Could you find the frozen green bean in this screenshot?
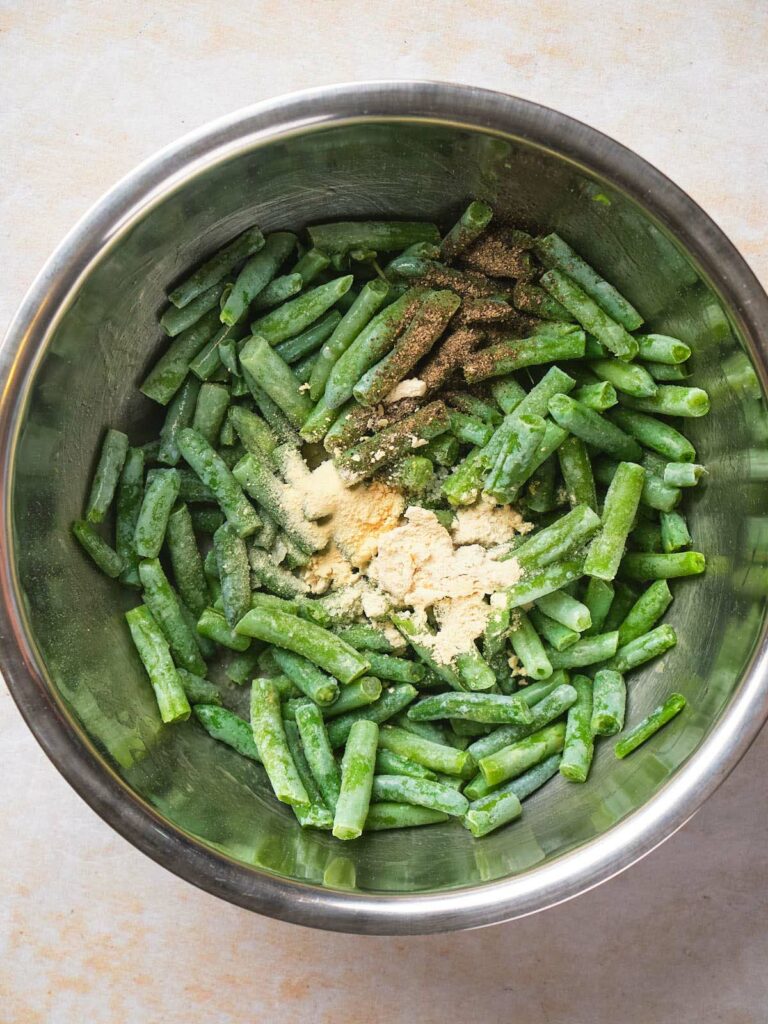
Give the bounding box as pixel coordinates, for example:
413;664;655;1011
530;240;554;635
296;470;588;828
250;678;309;806
72;520;123;578
333;719;379;839
559;674;594;782
590;669;626;735
125;605;191;723
615;693;686;758
85;429;129;523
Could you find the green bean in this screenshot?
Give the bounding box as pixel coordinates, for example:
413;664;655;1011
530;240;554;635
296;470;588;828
335;400;450;485
85;429;129;523
375;749;438;781
114;447;145;586
332;719;378;840
282;720;334;829
620;551;705;580
364;802;448;830
615;693;686;758
583;578;615;637
448;411;493;447
138;558;206;674
479;721;566;786
228;405;278;463
239;335;313;429
483;414;547;502
249;548;308;601
529;608;579;651
440;201;493;260
308;220;440;255
360;652;424;684
558;436;598;511
193;703;262;760
271;648;339;706
508;610;553;680
232;454;325;552
504;559;585;610
197;606;251;651
168;227;265;308
608;409;696;463
166;505;209;617
601;581;637;633
546;631;619;670
589;359;657;398
125;605;191;723
630;522;663;553
635;333;691;364
211;523;250;627
645;361;690;382
464;327;586;382
603;624;677;673
535;590;592;632
294;700;341;811
274;309;341;364
251;273;303;312
418;324;484;394
548;394;641;461
250;678;309;806
620;385;710;418
559;674;594;782
289;247;331;283
392;713;451;747
323;679;406;734
355;290;460;405
241;376;301;448
466;681;576;765
224;647;263;686
505;504;601;569
158;377;200;466
176;468;214;503
177;428;260;537
378;725;475;778
594;455;681;513
161;282;226;337
540;269;638;359
175;668;220;705
250;274;353;345
134;468;180;558
72;520;124;578
585;461;645;581
511;280;574;321
141;308;221;405
663;462;706;487
220;232;296;326
235;604;369;683
408;691;533;725
191;383;230;446
590;669;626;735
335;624;396;654
660;510;691;553
372;774;468;817
535;233;643;330
424;433;461;467
572;380;618;411
292;350;320;385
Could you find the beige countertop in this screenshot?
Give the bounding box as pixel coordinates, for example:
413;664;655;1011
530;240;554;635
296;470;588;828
1;2;766;1021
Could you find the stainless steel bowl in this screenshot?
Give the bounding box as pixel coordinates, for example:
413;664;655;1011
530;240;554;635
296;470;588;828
2;82;768;934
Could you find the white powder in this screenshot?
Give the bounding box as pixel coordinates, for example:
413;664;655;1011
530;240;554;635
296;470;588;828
451;496;532;547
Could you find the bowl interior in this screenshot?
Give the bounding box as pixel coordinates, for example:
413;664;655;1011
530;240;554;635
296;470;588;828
11;115;768;897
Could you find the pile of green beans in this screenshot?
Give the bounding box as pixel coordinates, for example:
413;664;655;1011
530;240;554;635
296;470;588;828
71;206;720;839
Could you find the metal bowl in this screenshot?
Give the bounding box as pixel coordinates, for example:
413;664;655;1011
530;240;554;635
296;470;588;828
2;82;767;934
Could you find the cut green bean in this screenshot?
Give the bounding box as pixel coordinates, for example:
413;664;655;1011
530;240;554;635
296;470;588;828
615;693;686;758
548;394;642;461
332;719;378;840
158;377;200;466
250;547;309;599
138;557;206;674
252;272;304;312
378;725;475;778
235;604;369;683
540;269;638;359
271;647;339;706
114;447;145;586
546;630;619;670
590;669;626;735
85;429;129;523
335;401;450;485
194;704;261;759
466;681;576;765
134;468;180;558
372;774;468;817
196;606;251;651
509;610;553;680
408;691;533;725
177;428;260;538
535;590;592;632
289;247;331;283
603;623;677;673
660;510;691;553
663;462;706;488
589;359;657;398
335;624;396;654
617;580;674;646
239;335;314;429
464;327;586;382
620;551;705;580
295;699;341;811
585;461;645;581
529;608;580;651
479;721;566;786
645;361;690;382
233;453;325;553
250;678;309;806
572;380;618;411
141;308;221;405
308;220;440;255
282;720;335;829
191;383;230;446
250;275;353;345
535;233;643;330
362;652;424;684
220;232;296;326
274;309;341;364
375;749;438;781
635;334;691;364
619;385;710;418
441;201;493;260
582;578;615;637
325;683;415;746
608;408;696;463
483;414;547;502
559;674;594;782
169;227;265;308
558;436;598;511
504;559;585;610
161;282;226;337
72;520;123;578
165;505;209;618
125;605;191;723
364;802;448;831
512;280;574;321
213;523;251;627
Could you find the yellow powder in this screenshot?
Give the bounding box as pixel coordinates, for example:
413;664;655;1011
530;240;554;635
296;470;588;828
303;544;356;595
451;496;533;547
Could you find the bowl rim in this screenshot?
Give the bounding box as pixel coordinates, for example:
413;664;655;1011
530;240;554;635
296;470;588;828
2;80;768;934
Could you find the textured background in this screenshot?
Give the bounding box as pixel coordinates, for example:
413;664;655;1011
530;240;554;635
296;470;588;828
1;2;766;1021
